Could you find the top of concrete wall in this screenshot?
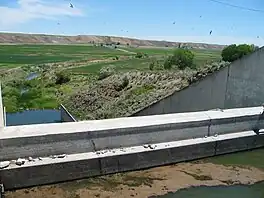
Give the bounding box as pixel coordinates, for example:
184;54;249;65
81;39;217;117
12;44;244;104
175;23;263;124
0;106;263;139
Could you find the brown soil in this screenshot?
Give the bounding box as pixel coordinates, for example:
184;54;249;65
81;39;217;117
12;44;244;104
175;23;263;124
6;162;264;198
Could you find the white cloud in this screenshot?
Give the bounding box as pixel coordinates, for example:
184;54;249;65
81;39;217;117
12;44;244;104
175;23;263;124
0;0;84;28
141;36;264;47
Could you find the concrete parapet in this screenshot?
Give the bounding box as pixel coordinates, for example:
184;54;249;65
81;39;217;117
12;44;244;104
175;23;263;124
0;106;264;161
1;131;263;190
0;111;210;160
206;106;264;136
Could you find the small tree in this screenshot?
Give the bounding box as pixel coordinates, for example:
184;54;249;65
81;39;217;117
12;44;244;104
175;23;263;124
55;71;70;85
221;44;255;62
164;48;194;70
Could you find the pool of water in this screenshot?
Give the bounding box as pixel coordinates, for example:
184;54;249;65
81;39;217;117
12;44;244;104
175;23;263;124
6;109;61;126
152;148;264;198
152;181;264;198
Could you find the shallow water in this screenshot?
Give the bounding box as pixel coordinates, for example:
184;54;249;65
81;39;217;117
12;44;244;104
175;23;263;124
6;109;61;126
153;181;264;198
154;148;264;198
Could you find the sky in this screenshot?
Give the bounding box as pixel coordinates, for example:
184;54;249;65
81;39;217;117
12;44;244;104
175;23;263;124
0;0;264;45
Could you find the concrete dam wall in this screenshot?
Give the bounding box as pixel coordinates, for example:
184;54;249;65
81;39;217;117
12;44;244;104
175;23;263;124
0;106;264;189
134;47;264;116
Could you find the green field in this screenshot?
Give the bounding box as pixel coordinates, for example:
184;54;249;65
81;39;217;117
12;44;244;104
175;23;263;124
0;44;130;67
70;58;155;73
0;44;221;68
70;47;221;74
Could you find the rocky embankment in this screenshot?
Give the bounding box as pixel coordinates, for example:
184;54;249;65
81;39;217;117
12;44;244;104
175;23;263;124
64;61;230;120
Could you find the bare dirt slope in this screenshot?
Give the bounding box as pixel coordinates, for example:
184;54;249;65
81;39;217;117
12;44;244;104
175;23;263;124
0;32;225;49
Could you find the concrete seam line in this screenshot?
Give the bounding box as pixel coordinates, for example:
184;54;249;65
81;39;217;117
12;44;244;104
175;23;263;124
98;158;103;174
223;64;231;107
204;112;212;137
91;139;96;152
214;141;218;155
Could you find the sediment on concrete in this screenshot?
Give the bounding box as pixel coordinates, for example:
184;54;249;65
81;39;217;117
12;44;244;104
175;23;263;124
0;106;263;161
1;131;263;190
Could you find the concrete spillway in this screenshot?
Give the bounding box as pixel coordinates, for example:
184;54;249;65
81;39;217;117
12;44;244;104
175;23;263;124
0;106;264;190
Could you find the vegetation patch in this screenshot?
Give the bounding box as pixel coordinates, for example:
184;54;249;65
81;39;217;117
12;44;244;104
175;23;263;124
58;173;164;192
180;170;213;181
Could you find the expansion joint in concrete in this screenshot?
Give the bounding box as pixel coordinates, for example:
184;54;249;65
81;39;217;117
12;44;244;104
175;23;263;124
223;64;231;107
214;141;218;156
91;140;96;152
204;112;212;137
98;158;103;175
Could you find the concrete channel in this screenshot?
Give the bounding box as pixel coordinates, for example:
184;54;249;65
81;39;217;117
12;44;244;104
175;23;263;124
0;106;264;190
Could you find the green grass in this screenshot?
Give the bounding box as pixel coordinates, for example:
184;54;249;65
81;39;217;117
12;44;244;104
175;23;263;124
122;47;221;57
70;48;221;74
0;44;130;67
70;58;156;74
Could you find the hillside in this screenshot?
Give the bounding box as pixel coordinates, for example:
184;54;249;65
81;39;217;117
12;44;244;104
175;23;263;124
0;32;225;50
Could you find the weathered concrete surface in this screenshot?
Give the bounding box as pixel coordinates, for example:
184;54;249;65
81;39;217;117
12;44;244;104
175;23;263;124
224;47;264;108
1;130;263;190
0;107;263;161
134;47;264;116
60;104;77;122
0;111;210;160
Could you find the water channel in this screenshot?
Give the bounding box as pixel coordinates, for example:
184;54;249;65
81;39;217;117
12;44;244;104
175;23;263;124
152;148;264;198
6;109;61;126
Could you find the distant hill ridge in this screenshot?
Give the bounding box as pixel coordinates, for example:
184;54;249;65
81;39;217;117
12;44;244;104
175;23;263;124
0;32;225;50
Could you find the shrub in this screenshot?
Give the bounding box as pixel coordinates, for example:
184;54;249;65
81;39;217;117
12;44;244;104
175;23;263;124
112;56;119;60
163;49;194;70
135;52;143;58
115;76;129;91
221;44;255;62
98;66;115;80
149;62;155;70
163;56;174;70
55;71;70;85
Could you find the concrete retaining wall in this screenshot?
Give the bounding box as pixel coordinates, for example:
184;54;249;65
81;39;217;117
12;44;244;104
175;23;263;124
60;104;77;122
1;130;263;190
134;47;264;116
0;106;263;161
